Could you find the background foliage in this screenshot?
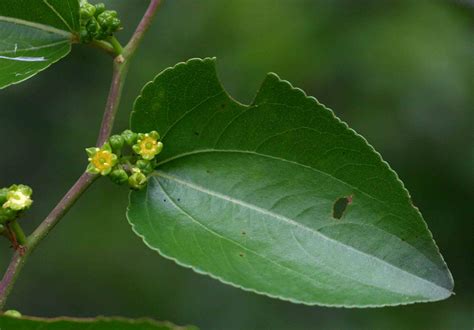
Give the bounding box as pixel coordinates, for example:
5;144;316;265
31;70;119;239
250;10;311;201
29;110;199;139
0;0;472;329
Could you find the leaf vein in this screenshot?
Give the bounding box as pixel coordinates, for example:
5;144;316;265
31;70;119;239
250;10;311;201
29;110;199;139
155;170;450;294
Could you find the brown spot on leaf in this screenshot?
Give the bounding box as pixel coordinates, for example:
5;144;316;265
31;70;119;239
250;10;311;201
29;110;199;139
332;195;353;219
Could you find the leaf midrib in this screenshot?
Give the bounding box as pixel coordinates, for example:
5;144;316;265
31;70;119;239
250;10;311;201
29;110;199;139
154;178;416;306
155;149;430;264
151;176;434;305
157;149;446;278
153;150;450;296
153;177;329;293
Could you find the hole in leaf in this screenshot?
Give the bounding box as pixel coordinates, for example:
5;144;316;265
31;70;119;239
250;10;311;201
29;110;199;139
332;195;352;219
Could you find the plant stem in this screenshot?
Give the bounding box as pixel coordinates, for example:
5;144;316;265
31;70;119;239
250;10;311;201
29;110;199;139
9;220;26;246
96;0;162;147
109;36;124;55
96;57;129;146
124;0;163;59
89;39;117;57
0;0;163;310
27;173;98;252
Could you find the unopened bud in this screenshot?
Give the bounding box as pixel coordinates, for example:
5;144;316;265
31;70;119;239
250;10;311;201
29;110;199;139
136;159;155;175
80;2;96;19
95;3;106;15
109;134;124;152
128;171;147;190
122;130;138;145
110;168;129;185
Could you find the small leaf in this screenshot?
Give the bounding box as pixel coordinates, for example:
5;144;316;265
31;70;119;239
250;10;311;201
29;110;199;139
0;315;197;330
0;0;80;89
128;58;453;307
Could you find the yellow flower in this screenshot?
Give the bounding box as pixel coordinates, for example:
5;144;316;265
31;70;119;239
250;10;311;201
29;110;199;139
86;143;118;176
133;131;163;160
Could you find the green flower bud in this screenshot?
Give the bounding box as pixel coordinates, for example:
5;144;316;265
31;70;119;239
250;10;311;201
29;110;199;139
136;159;155;175
109;17;121;30
94;3;106;16
99;10;118;21
86;17;101;38
80;2;96;19
110;168;129;185
79;2;120;42
96;10;121;38
128;171;148;190
122;130;138;145
97;11;114;25
4;310;22;318
132;131;163;160
3;185;33;211
86;143;118;176
109;134;124;152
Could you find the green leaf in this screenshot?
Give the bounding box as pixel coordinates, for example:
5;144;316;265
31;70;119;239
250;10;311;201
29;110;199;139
128;58;453;307
0;0;79;89
0;315;197;330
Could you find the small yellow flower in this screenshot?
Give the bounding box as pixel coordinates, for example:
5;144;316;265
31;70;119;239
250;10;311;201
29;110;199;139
133;131;163;160
86;143;118;176
2;185;33;211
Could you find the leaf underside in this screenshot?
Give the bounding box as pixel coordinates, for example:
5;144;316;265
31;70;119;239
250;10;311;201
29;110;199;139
0;315;197;330
0;0;79;89
128;58;453;307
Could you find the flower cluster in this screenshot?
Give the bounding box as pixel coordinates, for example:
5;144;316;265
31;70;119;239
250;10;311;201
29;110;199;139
79;0;121;43
86;130;163;190
0;184;33;225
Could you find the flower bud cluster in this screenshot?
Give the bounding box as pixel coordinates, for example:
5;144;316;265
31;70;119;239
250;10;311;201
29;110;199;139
0;184;33;225
86;130;163;190
79;0;121;43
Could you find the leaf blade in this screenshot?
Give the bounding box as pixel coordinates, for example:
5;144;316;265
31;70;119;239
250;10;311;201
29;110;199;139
0;0;79;89
128;58;453;307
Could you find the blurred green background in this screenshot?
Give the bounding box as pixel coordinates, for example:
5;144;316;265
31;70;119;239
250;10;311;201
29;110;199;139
0;0;472;329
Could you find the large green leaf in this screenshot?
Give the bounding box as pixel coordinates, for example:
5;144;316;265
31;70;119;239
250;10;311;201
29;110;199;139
128;58;453;307
0;0;79;89
0;315;197;330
